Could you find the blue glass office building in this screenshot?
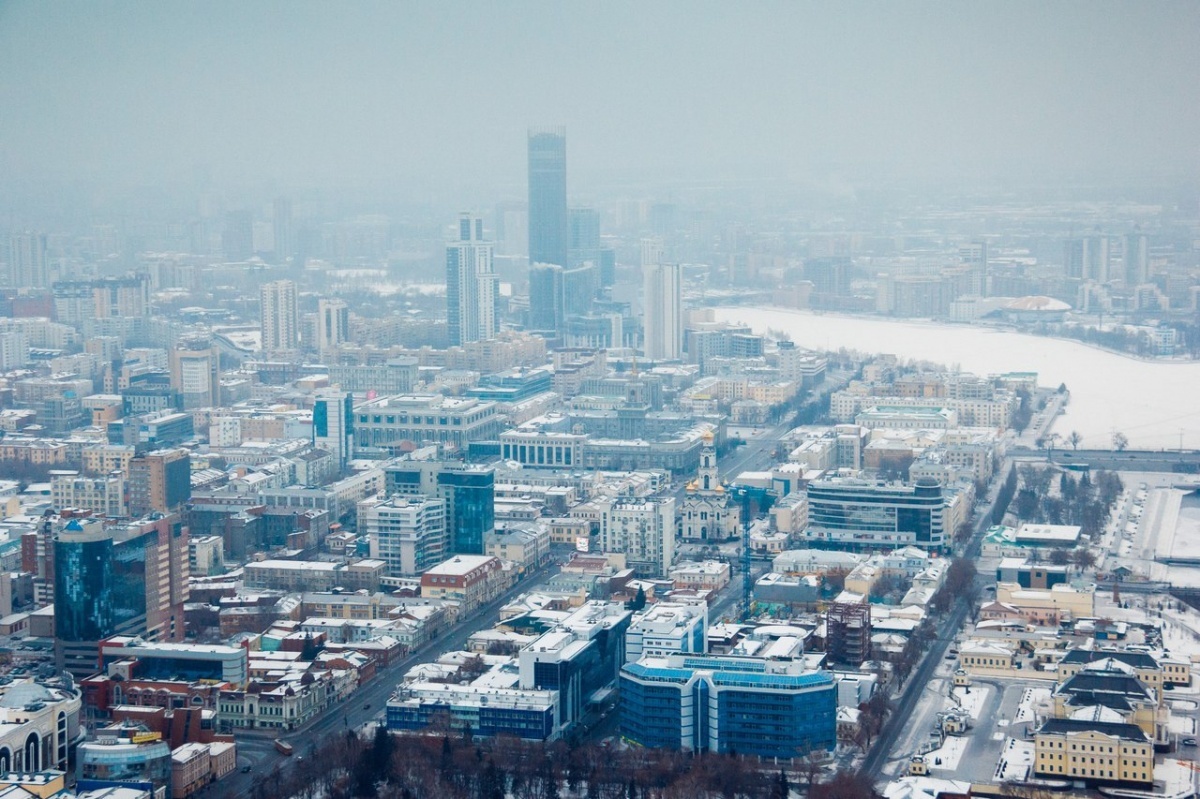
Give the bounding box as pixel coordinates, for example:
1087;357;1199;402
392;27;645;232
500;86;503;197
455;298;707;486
55;520;150;678
620;655;836;758
382;462;494;555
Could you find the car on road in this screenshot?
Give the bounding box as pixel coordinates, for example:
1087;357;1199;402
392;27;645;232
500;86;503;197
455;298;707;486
1183;738;1197;747
363;702;371;709
241;765;252;773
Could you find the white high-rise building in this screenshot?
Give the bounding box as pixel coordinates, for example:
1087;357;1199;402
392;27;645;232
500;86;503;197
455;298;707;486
361;495;447;576
260;280;298;358
8;232;48;289
312;390;353;473
0;330;28;370
316;298;349;357
640;237;664;271
596;495;676;578
446;214;496;347
170;338;220;410
641;240;681;360
1125;233;1149;286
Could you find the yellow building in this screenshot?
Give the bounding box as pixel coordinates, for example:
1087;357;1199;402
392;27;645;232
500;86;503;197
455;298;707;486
1034;719;1153;784
996;582;1094;625
1056;649;1175;697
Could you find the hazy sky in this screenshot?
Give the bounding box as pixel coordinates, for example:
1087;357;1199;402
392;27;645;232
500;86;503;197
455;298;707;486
2;2;1197;194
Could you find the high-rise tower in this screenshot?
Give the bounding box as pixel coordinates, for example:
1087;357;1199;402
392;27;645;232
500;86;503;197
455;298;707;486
641;240;681;360
445;214;497;347
317;297;350;357
8;232;48;289
273;197;294;264
527;128;568;269
528;262;564;336
313;390;354;473
54;514;189;679
222;210;254;261
1125;232;1149;286
260;279;298;358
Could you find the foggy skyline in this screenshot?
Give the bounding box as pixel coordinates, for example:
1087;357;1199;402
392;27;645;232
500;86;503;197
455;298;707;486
2;1;1198;199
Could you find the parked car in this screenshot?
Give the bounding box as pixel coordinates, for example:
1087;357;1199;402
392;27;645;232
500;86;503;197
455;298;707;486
1183;738;1197;747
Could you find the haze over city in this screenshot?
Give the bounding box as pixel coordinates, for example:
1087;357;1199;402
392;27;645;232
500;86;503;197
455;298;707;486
1;4;1200;799
2;2;1198;202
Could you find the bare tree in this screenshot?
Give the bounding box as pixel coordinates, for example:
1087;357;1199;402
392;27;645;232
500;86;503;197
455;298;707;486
1067;431;1083;451
1072;548;1097;573
1112;431;1129;451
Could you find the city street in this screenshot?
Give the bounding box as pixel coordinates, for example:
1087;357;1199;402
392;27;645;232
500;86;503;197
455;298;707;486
225;559;561;796
862;457;1012;778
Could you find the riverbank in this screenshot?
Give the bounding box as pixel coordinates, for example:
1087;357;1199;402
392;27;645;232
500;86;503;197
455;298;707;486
735;303;1197;365
712;305;1200;451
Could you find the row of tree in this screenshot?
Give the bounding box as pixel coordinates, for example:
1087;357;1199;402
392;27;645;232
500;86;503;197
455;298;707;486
1012;466;1123;538
237;725;887;799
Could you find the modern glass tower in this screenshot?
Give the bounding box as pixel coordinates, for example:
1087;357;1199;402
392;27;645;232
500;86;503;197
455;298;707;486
528;262;564;335
527;128;568;269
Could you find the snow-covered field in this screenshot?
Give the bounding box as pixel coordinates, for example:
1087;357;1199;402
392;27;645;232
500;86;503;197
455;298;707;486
950;685;990;720
922;735;969;772
1014;687;1052;724
992;738;1035;782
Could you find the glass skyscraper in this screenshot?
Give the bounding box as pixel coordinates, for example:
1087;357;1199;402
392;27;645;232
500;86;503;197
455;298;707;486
55;519;149;678
437;469;494;555
527;128;568;269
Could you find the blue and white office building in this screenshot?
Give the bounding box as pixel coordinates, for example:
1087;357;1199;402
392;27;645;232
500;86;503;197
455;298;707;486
620;654;836;759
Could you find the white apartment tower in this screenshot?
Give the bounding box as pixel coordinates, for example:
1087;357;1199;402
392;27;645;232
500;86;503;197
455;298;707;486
361;496;448;576
641;239;681;360
312;390;354;473
260;279;298;358
596;495;676;578
8;232;49;289
446;214;497;347
316;298;350;357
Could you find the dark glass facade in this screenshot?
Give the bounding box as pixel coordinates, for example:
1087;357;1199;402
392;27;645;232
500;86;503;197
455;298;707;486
438;470;494;555
163;454;191;511
528;129;568;269
620;659;836;759
528;262;564;334
55;534;148;643
55;527;151;678
387;699;555;741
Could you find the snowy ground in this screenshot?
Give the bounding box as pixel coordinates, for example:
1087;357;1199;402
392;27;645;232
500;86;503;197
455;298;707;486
921;735;969;772
1015;687;1053;724
1159;759;1200;798
992;738;1035;782
950;685;991;720
1168;714;1196;736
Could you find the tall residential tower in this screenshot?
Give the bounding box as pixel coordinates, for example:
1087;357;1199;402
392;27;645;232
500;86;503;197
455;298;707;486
260;279;298;358
445;214;497;347
641;240;681;360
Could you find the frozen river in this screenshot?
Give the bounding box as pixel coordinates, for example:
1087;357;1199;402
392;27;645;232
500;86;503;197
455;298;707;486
712;306;1200;451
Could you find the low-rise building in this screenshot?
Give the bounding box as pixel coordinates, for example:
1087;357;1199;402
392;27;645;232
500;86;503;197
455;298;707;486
484;525;551;575
420;555;508;612
668;560;730;591
995;582;1094;626
1034;718;1153;785
0;678;82;773
625;602;708;660
242;559;385;593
